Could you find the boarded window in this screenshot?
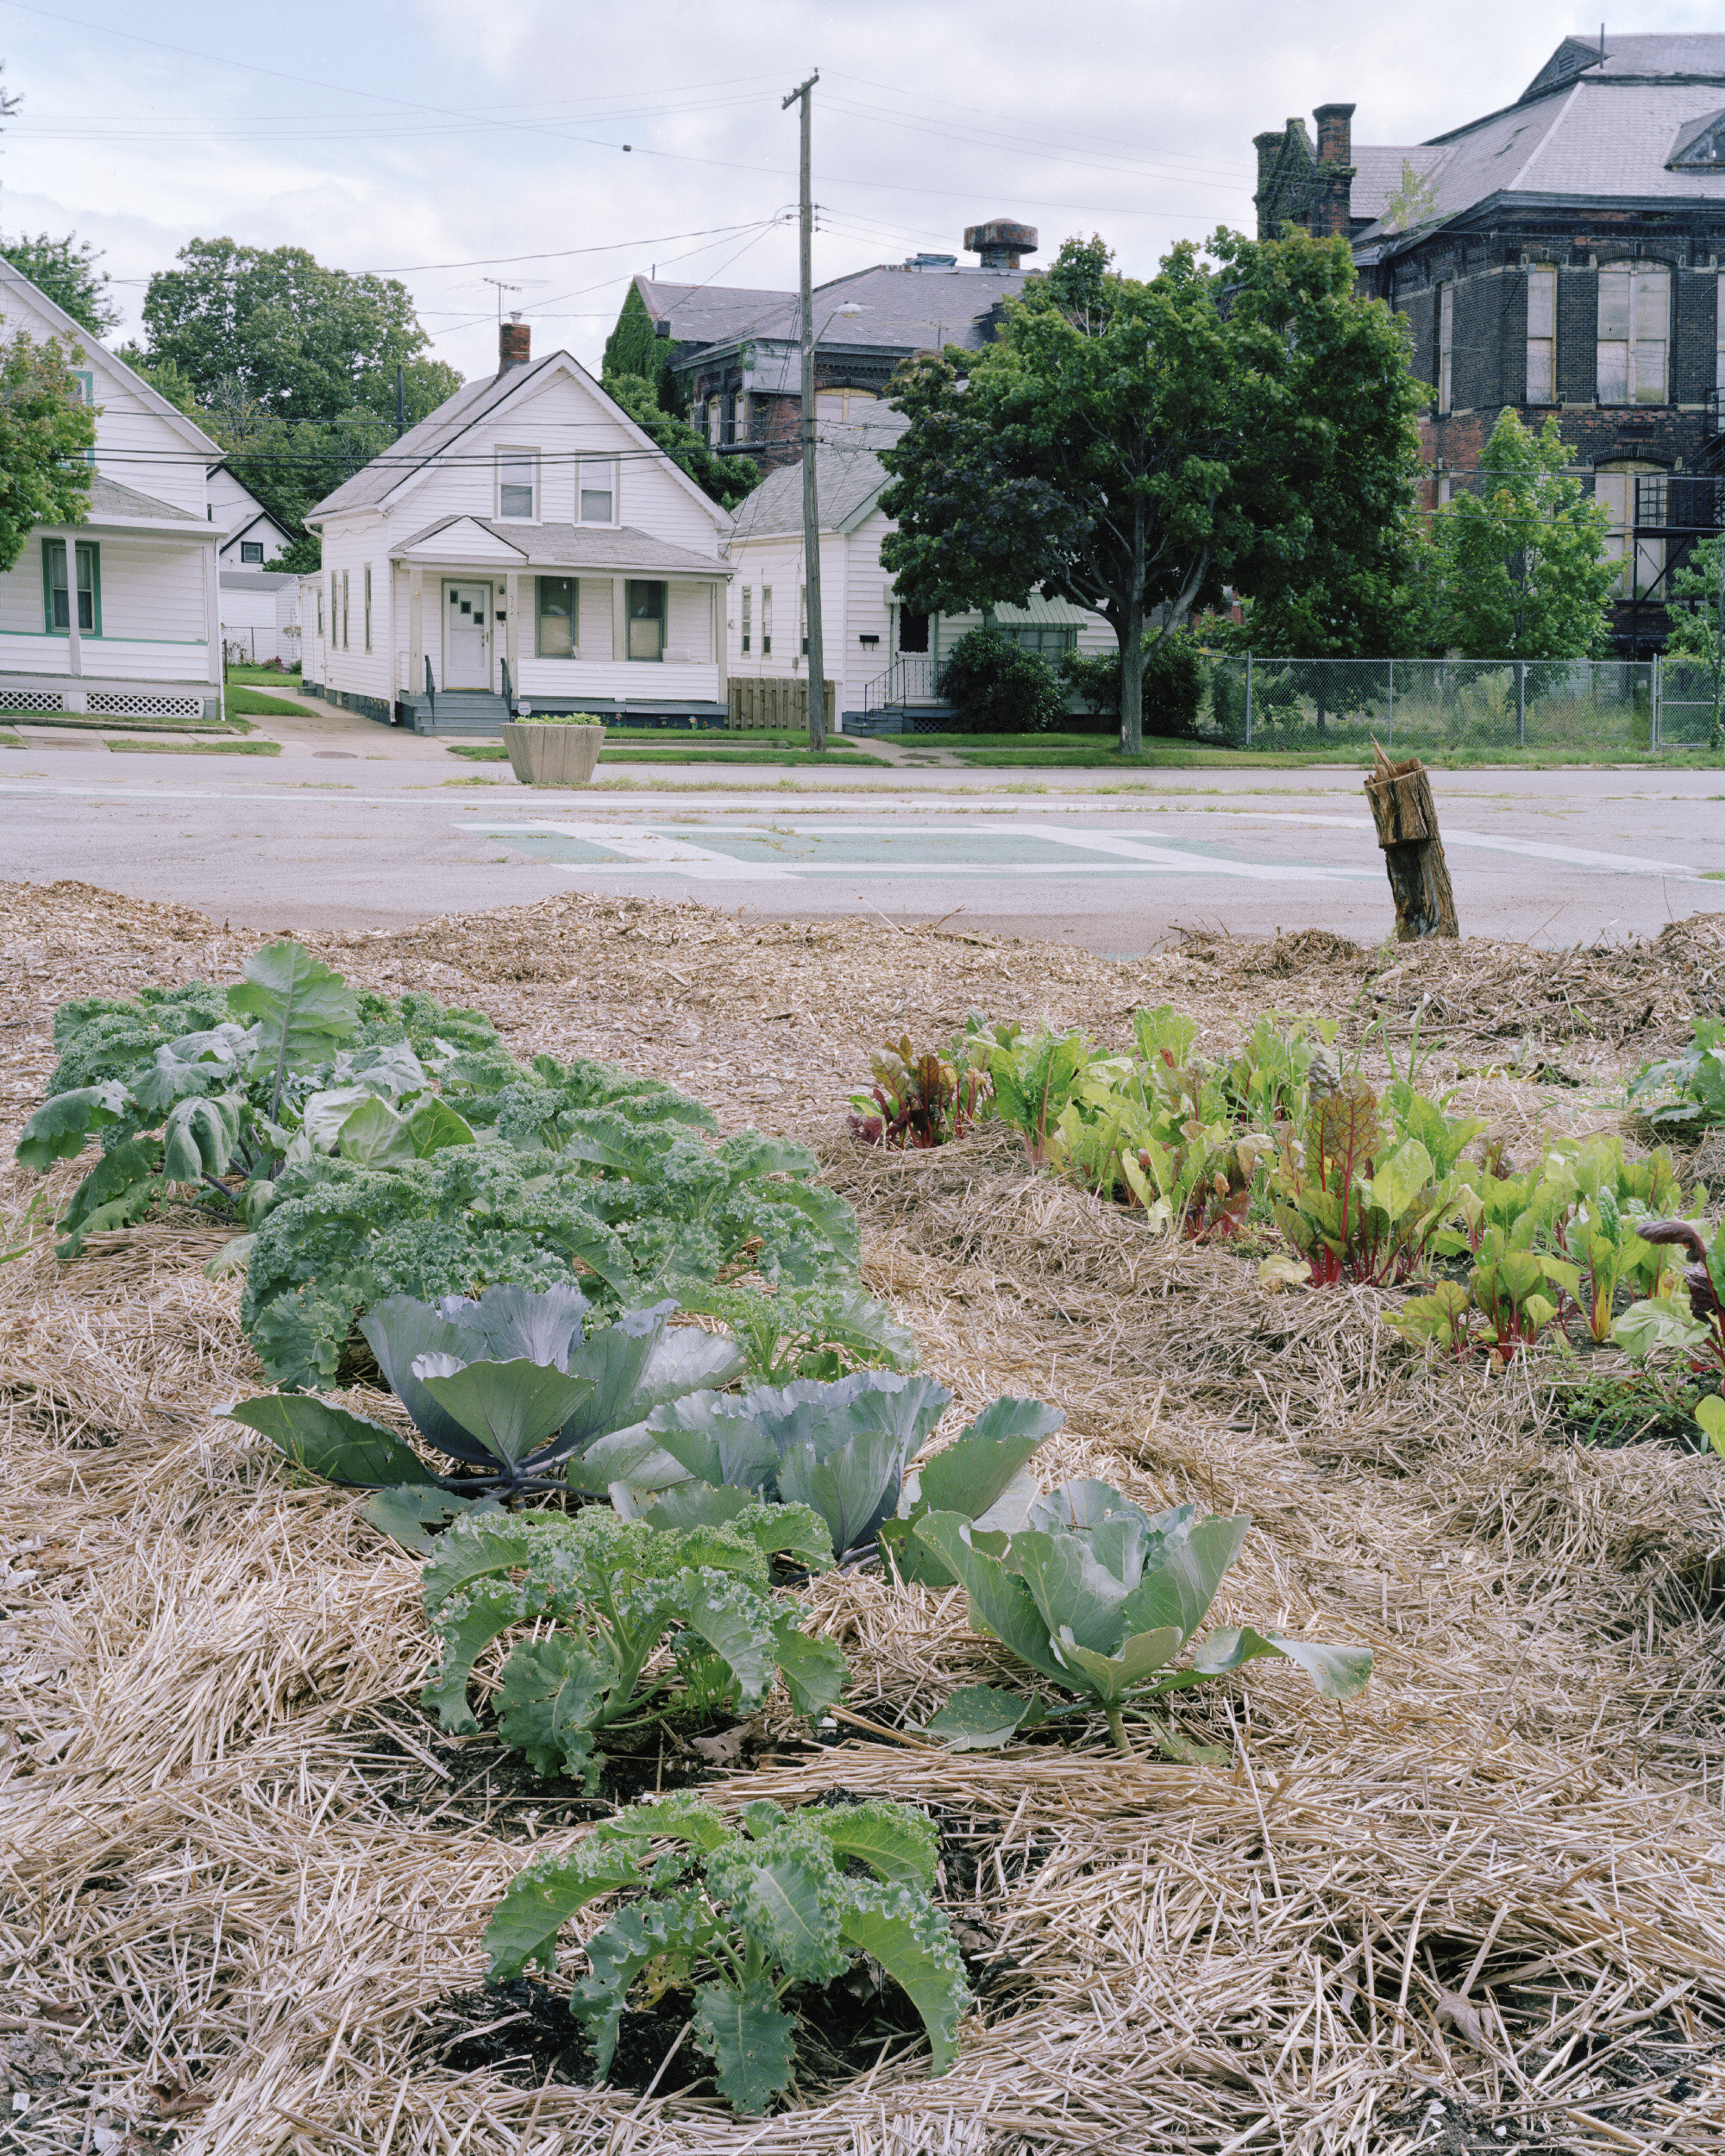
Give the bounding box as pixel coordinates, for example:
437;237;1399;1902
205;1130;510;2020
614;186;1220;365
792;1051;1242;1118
1526;268;1556;404
536;576;576;657
814;387;876;421
1595;462;1665;595
1597;265;1669;404
1437;282;1453;414
498;449;536;518
579;458;615;524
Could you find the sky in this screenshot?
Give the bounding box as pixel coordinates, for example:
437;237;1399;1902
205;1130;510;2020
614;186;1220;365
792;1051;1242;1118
0;0;1718;386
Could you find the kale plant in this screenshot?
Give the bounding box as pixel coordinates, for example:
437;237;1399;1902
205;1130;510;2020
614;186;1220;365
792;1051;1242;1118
421;1506;845;1788
484;1792;969;2113
1629;1016;1725;1131
914;1479;1371;1756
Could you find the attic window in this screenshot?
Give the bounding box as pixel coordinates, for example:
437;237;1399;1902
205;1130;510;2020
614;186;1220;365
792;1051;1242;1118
240;541;264;564
1668;110;1725;172
497;448;537;520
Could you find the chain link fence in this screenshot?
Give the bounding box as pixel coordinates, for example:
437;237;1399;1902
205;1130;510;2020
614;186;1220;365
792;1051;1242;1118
1200;657;1679;753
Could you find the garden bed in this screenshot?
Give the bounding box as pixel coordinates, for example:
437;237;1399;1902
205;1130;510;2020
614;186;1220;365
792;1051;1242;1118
5;878;1725;2152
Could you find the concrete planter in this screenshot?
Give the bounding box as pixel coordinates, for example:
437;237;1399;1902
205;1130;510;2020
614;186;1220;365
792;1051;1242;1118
501;722;605;787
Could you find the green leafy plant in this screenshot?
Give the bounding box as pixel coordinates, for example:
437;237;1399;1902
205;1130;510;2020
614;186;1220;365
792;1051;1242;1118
913;1479;1371;1757
224;1283;743;1542
422;1507;845;1789
1268;1077;1461;1287
586;1370;954;1560
1616;1219;1725;1376
1629;1018;1725;1131
688;1281;916;1385
878;1395;1065;1585
483;1792;969;2113
937;627;1066;734
848;1033;990;1150
977;1023;1099;1165
1221;1011;1337;1130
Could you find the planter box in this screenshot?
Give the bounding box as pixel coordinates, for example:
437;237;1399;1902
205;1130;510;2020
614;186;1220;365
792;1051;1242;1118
501;722;605;787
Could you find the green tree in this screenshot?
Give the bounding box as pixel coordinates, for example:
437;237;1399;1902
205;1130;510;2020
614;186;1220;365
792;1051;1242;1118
1663;532;1725;752
266;532;321;573
0;323;96;570
881;229;1427;752
1380;160;1441;235
1427;409;1616;658
139;237;460;425
0;231;119;335
602;368;757;511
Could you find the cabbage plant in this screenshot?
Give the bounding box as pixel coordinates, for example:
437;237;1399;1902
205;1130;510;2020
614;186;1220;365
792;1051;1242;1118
484;1792;969;2113
226;1282;742;1541
915;1479;1371;1756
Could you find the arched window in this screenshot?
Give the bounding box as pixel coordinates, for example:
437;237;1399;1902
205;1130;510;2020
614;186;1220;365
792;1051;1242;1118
814;387;876;422
1596;264;1669;404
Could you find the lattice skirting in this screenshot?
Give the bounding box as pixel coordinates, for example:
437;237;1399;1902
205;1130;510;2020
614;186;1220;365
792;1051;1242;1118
84;690;208;720
0;687;65;714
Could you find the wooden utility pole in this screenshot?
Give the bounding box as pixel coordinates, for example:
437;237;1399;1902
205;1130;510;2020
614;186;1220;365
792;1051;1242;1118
783;70;826;752
1364;745;1459;939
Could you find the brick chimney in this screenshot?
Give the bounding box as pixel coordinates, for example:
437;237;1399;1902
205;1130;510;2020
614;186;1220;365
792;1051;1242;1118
963;218;1038;270
498;312;530;373
1312;103;1357;238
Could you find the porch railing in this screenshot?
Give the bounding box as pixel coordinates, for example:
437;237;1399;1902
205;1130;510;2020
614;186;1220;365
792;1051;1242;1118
861;655;938;711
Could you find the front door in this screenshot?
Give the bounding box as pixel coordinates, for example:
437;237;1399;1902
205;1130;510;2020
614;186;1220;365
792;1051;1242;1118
443;582;492;689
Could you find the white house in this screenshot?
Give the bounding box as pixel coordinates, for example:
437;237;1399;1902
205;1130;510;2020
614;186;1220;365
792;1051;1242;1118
300;318;733;733
0;258;223;724
723;407;1113;728
206;463;294;568
219;567;299;667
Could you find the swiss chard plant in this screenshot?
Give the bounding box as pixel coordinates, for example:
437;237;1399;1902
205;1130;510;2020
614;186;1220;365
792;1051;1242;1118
1615;1218;1725;1376
421;1506;846;1789
224;1282;743;1544
585;1369;955;1560
848;1031;990;1150
913;1479;1371;1757
483;1792;969;2114
1628;1017;1725;1131
1268;1077;1463;1287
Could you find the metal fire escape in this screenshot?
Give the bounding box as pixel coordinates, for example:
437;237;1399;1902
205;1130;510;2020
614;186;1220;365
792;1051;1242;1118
1625;389;1725;654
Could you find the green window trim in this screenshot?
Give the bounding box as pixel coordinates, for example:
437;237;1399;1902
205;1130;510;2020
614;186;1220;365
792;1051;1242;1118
41;537;101;636
536;574;577;658
626;578;665;662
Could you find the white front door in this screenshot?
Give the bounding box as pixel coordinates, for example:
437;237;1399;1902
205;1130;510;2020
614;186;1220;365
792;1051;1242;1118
443;582;492;689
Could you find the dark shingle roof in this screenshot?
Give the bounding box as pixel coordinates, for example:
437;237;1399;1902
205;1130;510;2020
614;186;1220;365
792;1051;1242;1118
726;411;910;543
89;473;201;523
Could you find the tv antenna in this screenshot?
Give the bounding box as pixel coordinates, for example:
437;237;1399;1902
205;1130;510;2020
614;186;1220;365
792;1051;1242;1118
480;276;524;320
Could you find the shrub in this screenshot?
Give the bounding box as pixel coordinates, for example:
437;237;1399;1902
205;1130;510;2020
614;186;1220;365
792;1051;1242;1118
936;629;1065;733
1057;630;1209;738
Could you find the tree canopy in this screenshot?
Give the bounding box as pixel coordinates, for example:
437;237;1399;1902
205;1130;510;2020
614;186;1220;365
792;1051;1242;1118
0;230;119;335
1424;409;1616;660
601;368;757;511
879;229;1428;749
1662;531;1725;749
0;323;96;572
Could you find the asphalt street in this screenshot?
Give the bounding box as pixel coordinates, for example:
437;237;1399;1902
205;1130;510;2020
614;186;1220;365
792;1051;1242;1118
3;701;1722;951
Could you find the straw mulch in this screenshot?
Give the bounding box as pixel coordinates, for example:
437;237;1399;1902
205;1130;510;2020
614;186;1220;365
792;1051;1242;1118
5;877;1725;2154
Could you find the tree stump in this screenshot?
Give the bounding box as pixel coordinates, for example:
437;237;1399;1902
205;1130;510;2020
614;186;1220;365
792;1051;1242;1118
1364;745;1458;941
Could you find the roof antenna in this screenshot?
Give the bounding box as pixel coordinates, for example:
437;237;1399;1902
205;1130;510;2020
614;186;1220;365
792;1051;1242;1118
1599;22;1605;61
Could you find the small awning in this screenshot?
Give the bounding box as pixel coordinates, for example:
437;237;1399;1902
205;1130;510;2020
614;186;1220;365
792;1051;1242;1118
988;594;1090;626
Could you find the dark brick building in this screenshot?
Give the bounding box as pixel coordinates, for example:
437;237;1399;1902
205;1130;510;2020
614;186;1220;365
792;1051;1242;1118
1255;35;1725;652
617;221;1038;473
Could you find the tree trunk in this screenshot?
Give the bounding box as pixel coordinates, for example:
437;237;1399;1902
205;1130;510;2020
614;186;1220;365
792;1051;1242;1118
1120;498;1146;756
1364;746;1459;941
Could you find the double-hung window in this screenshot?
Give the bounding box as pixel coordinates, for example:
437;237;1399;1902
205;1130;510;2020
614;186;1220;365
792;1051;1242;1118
741;586;752;655
341;569;350;649
363;564;373;652
497;448;537;519
72;368;95;462
42;539;99;633
578;458;616;524
1597;264;1669;404
761;584;773;656
536;575;576;657
1437;281;1453;414
1526;267;1556;404
626;580;665;661
706;398;722;447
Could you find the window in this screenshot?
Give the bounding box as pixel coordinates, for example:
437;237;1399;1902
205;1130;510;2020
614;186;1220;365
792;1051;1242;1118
814;387;876;422
240;540;264;564
626;579;665;661
897;609;931;654
497;448;537;519
1716;269;1725;390
364;564;373;652
1437;281;1453;414
1597;264;1669;404
1526;267;1556;404
342;568;350;649
316;585;324;636
761;584;773;656
72;368;94;463
578;457;615;524
42;539;99;634
800;585;808;657
996;623;1076;657
706;397;722;447
1595;461;1665;596
536;575;576;657
741;586;752;655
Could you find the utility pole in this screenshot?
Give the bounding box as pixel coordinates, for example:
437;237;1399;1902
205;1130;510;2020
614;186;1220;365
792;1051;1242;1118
783;69;826;751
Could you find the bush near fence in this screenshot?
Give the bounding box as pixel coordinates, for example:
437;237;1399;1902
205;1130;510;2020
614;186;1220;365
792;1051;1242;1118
1200;658;1673;753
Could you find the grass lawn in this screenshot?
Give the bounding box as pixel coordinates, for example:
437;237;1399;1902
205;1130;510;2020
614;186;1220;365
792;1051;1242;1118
108;737;281;756
226;686;309;718
446;739;887;768
873;730;1725;771
226;666;303;689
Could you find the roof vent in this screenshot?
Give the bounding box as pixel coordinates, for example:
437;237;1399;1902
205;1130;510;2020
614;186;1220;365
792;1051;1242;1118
963;219;1038;271
904;251;957;268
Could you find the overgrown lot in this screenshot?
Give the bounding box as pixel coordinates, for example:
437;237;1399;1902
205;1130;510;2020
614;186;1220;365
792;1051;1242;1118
5;877;1725;2153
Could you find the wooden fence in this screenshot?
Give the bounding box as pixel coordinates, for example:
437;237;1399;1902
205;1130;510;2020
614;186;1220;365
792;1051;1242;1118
727;677;836;731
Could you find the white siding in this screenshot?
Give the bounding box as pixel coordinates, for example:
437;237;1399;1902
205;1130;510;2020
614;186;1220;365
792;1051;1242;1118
665;580;712;662
0;532;208;668
578;577;614;661
315;511;396;701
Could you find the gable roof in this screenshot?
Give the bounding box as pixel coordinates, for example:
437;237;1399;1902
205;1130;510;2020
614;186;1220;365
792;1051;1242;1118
1521;34;1725;102
726;408;910;544
393;514;729;575
308;349;731;534
0;256;221;457
88;473;203;523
